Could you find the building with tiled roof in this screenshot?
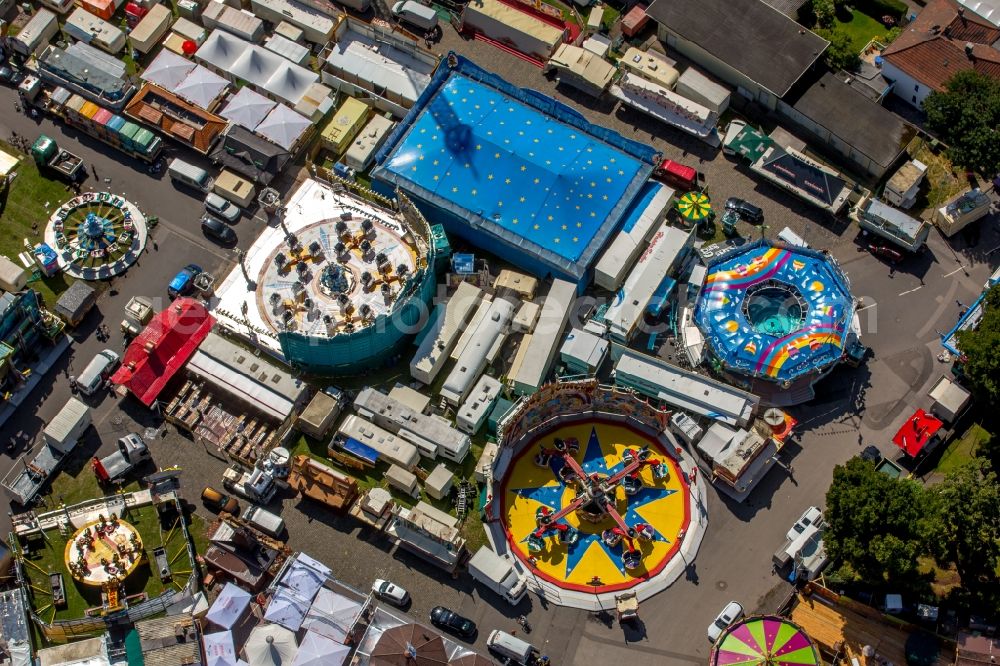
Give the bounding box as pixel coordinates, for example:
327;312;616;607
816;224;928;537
125;83;228;154
881;0;1000;108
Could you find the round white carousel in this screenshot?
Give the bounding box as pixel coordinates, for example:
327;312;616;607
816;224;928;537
44;192;149;280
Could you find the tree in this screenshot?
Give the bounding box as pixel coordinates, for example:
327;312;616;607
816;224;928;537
927;461;1000;586
923;71;1000;175
824;457;932;584
955;285;1000;405
816;28;861;72
811;0;836;27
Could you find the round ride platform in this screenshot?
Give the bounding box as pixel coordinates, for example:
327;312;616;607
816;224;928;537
64;518;144;586
501;420;689;593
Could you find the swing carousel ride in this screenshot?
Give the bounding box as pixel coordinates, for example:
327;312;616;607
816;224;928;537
44;192;149;279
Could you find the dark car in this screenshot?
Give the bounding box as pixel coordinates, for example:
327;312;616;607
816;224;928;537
201;215;237;245
725;197;764;224
429;606;476;639
168;263;202;298
0;66;25;87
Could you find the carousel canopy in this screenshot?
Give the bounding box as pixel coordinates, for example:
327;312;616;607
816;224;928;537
370;624;448;666
245;625;298;666
711;616;821;666
677;191;712;222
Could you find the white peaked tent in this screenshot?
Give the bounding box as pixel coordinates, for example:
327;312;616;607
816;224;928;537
220;87;276;131
209;657;250;666
245;625;298;666
206;583;252;630
196;29;244;73
278;556;325;601
300;587;362;643
255;104;311;150
142;49;196;90
290;631;351;666
263;587;310;632
203;631;237;663
174;65;229;110
293;552;331;577
265;63;316;105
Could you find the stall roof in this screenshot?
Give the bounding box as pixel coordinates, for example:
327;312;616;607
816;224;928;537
110;298;215;406
205;583;252;630
142;49;197;90
892;409;943;457
187;331;305;420
173;65;230;110
255;103;311;150
54;280;96;322
210;124;291;184
220;86;277;131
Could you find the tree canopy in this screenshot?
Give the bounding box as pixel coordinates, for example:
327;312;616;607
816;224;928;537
816;28;861;72
824;457;932;584
955;284;1000;405
923;71;1000;175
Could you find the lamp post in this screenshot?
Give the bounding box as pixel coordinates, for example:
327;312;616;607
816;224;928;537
235;249;255;290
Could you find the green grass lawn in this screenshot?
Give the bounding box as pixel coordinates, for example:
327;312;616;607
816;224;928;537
18;504;191;623
935;424;992;476
0;142;83;305
834;8;891;53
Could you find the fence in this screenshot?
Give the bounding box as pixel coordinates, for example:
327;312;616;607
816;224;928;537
9;496;200;643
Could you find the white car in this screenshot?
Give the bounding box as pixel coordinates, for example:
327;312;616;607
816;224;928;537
708;601;744;643
787;506;823;541
204;192;241;223
372;579;409;606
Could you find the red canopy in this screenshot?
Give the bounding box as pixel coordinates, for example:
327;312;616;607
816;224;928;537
111;298;214;406
891;409;943;457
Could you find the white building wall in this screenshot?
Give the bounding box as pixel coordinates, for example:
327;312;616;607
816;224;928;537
881;60;933;110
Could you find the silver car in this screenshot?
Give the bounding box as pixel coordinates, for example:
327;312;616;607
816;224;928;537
204;192;241;223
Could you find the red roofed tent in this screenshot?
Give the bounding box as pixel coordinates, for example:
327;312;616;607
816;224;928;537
111;298;214;406
892;409;943;457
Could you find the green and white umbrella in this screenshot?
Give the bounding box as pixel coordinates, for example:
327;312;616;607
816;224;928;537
676;191;713;222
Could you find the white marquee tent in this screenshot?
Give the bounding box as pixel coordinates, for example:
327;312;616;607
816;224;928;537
255;104;311;150
289;631;351;666
220;87;276;131
206;583;252;630
263;587;310;632
173;65;229;110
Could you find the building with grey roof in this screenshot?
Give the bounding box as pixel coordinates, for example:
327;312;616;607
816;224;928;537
38;42;136;110
354;387;471;463
644;0;828;108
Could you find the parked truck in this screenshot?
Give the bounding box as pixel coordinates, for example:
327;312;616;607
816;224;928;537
222;463;277;504
31;135;83;181
98;433;151;481
467;546;528;605
2;399;91;505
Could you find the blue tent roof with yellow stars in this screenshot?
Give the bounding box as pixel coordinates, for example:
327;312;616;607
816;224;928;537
373;53;657;284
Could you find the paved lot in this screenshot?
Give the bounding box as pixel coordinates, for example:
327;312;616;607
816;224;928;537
0;38;998;666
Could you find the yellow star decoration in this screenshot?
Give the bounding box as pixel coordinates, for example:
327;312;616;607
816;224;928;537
411;166;417;172
618;170;625;176
452;187;458;193
573;237;579;242
547;215;554;221
554;238;560;243
487;174;494;180
476;144;482;150
418;155;424;161
416;143;423;149
533;178;540;184
433;175;439;181
495;153;501;159
519;196;526;203
520;166;527;172
505;178;512;185
602;195;609;201
576;223;583;228
471;189;477;196
561;225;568;230
432;159;439;166
533;224;540;230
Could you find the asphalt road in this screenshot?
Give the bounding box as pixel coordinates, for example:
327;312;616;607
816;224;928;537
1;48;998;666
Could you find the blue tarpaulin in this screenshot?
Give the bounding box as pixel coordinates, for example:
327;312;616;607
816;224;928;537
341;437;379;465
452;253;475;274
647;276;677;317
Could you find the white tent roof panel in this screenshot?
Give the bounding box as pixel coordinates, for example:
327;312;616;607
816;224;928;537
220;86;276;130
255;103;311;150
205;583;252;630
142;48;196;90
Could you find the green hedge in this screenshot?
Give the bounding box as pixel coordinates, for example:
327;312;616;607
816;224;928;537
852;0;908;21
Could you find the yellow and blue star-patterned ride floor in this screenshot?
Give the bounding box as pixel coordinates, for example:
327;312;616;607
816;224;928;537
501;421;690;593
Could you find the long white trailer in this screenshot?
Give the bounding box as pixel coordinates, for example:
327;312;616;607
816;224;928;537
508;279;575;396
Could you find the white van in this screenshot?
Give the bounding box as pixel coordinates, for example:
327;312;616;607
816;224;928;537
242;505;285;538
392;0;438;31
77;349;120;396
168;158;214;193
486;630;537;665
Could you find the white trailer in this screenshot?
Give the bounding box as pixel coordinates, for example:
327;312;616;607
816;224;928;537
461;0;565;62
467;547;527;605
129;4;173;55
11;9;59;57
44;398;92;453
